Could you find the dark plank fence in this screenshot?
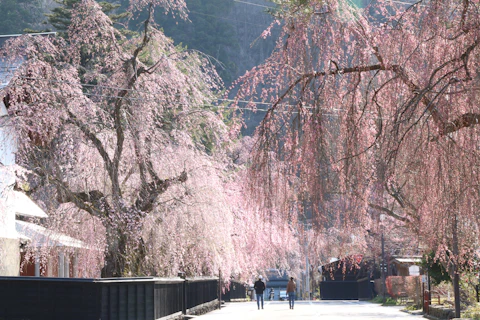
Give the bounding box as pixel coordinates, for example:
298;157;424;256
223;281;247;302
0;276;219;320
319;277;372;300
154;279;184;318
185;277;218;310
357;277;374;300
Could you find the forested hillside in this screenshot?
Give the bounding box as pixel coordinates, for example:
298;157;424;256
0;0;49;34
0;0;276;84
118;0;277;87
0;0;275;133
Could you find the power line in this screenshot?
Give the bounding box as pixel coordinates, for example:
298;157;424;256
0;32;57;38
189;10;272;28
15;73;454;122
233;0;275;9
387;0;425;6
10;76;354;116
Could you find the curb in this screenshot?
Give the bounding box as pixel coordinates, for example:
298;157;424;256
400;309;424;316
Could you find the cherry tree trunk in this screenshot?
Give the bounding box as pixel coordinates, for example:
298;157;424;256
102;224;127;278
452;216;460;318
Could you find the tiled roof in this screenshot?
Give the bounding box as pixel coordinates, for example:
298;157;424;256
16;220;86;248
11;191;48;218
0;33;56;89
0;61;17;90
0;36;19;90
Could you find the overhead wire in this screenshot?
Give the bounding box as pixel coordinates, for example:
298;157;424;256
13;75;353;117
232;0;420;10
188;10;271;28
232;0;275;9
3;0;427;118
15;70;451;121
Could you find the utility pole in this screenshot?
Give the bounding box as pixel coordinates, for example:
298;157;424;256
306;253;310;300
381;231;386;303
304;219;310;300
452;215;460;318
218;269;222;310
379;214;386;304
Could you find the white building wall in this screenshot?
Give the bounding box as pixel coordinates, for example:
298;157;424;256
0;101;16;166
0;100;20;276
0;100;17;239
0;178;17;239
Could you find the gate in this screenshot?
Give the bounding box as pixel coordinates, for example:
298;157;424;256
320;277;371;300
223;281;247;302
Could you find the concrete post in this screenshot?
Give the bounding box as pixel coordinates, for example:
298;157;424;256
34;252;40;277
58;252;64;277
72;252;78;278
47;257;53;277
64;254;70;278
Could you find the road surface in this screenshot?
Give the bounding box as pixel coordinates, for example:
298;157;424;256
195;300;423;319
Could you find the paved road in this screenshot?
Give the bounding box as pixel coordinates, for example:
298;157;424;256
195;300;424;319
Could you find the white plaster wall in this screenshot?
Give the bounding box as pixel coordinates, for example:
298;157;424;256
0;178;16;239
0;100;20;275
0;168;19;276
0;101;16;166
0;100;17;240
1;61;26;275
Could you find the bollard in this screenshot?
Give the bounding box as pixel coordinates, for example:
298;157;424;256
423;290;430;314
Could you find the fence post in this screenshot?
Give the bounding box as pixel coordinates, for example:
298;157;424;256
178;272;186;315
218;269;222;310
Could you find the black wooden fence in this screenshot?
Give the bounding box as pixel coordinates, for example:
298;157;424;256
0;276;219;320
184;277;219;310
320;277;372;300
223;281;247;302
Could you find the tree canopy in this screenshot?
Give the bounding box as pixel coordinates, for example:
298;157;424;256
0;0;46;34
154;0;239;84
45;0;132;37
234;0;480;306
1;0;299;279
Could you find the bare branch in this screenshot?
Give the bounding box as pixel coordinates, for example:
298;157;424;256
368;202;411;224
134;170;188;212
65;110;113;174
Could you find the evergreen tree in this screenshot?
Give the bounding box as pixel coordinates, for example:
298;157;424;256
46;0;130;37
154;0;239;85
0;0;45;34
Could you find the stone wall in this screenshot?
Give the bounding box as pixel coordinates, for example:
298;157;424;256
0;237;19;276
187;300;220;317
427;305;455;320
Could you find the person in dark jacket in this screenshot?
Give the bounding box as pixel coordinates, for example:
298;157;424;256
254;276;266;309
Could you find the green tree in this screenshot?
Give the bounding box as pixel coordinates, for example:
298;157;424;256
0;0;45;34
2;0;230;277
46;0;129;37
421;252;451;286
154;0;239;85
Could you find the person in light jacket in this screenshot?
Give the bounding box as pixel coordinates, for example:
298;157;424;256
286;277;296;309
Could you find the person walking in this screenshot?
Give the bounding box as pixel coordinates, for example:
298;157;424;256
286;277;296;309
254;276;266;309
